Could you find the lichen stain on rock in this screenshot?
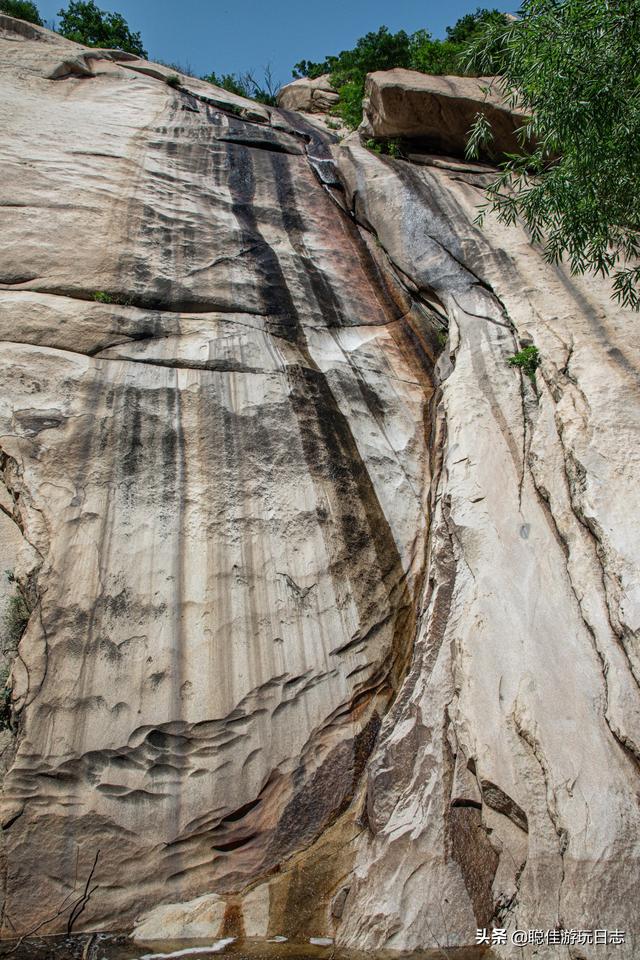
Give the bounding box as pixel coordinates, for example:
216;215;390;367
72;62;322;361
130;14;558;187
448;807;500;930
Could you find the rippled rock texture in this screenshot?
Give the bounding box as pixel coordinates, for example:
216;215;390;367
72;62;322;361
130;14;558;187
1;15;639;959
0;14;435;939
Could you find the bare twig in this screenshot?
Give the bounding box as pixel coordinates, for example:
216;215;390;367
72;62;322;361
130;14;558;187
9;888;77;953
67;850;101;934
8;848;101;952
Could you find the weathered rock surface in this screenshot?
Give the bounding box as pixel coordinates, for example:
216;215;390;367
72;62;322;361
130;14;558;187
277;74;339;113
0;14;435;939
361;69;527;160
1;15;639;959
333;139;640;958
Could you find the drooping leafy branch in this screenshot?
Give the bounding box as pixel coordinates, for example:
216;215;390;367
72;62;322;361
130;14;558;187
465;0;640;309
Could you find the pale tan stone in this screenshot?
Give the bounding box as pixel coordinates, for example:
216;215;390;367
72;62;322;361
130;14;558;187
0;15;434;938
133;893;226;941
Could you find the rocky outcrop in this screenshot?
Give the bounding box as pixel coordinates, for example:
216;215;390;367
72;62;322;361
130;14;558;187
361;69;527;160
333;138;640;958
277;74;339;113
1;14;639;959
0;14;437;940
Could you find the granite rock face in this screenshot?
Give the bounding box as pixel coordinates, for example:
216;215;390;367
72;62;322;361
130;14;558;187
0;15;435;937
333;140;640;958
1;16;639;958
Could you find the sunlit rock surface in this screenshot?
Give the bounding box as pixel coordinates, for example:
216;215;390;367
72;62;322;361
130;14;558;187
1;15;639;959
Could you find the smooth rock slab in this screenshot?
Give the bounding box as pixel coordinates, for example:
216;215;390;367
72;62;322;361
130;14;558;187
333;140;640;959
0;17;437;936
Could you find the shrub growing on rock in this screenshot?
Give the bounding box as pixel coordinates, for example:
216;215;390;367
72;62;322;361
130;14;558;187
0;666;12;730
202;67;279;106
2;573;30;649
507;345;540;381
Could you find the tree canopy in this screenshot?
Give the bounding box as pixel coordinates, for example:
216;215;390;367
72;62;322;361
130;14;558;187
0;0;43;24
292;10;508;128
465;0;640;309
57;0;147;57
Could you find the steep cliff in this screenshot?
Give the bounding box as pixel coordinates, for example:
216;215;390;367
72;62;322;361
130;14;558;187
1;17;639;959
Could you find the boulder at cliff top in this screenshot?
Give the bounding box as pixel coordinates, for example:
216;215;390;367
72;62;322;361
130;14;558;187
361;68;527;160
277;73;339;113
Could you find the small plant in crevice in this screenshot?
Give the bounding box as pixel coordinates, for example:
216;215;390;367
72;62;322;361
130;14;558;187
507;344;540;382
383;138;404;159
436;329;448;349
364;137;404;158
165;74;181;89
92;291;133;307
3;587;30;648
223;102;244;118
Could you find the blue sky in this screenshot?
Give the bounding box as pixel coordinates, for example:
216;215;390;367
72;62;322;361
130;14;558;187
36;0;517;84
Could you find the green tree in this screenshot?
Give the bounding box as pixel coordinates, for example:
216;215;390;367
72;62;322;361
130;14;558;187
465;0;640;309
292;58;331;80
0;0;43;24
57;0;147;57
409;30;464;75
446;6;510;43
410;12;508;75
293;25;413;82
